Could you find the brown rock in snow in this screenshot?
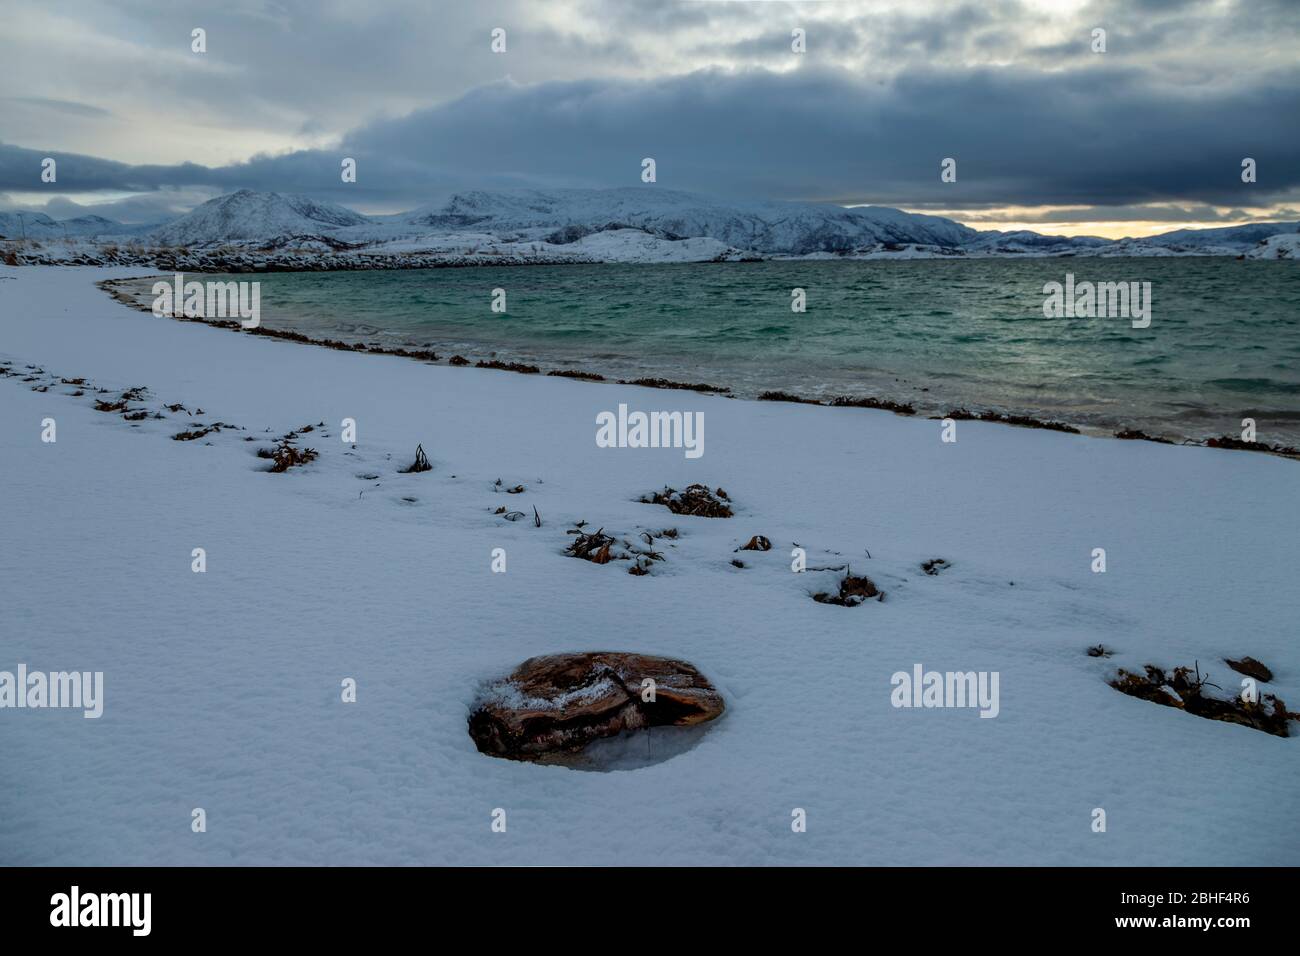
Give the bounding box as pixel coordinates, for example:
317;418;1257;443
468;652;725;760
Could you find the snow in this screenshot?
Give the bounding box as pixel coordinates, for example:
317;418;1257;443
481;676;620;714
1;264;1297;865
1247;233;1300;260
366;227;744;262
565;229;743;262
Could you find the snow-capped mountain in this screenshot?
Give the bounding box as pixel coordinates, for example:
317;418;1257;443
149;189;370;245
4;188;1299;261
132;190;1300;257
0;211;149;240
401;188;980;253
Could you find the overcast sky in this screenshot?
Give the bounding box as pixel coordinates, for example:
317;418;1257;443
2;0;1297;237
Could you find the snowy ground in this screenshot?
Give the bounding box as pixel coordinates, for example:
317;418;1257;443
1;265;1297;866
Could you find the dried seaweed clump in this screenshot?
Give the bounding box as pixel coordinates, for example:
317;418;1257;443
758;390;820;405
172;422;236;441
1115;428;1174;444
1204;435;1300;457
258;440;319;473
943;408;1080;434
1224;656;1273;682
565;523;665;576
565;525;623;565
642;484;733;518
400;444;432;473
547;369;605;381
813;571;884;607
620;377;729;394
476;359;540;374
828;396;916;415
1110;662;1295;737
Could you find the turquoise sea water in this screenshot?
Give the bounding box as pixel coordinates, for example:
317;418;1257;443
131;258;1300;444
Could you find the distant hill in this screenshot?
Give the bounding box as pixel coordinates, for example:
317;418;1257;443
401;187;981;253
0;211;149;240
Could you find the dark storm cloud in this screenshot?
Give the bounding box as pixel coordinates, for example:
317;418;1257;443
1;0;1297;218
5;62;1294;212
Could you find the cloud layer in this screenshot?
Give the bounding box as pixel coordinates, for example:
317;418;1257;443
1;0;1297;223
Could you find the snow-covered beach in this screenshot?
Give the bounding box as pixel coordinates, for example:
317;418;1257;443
2;264;1296;865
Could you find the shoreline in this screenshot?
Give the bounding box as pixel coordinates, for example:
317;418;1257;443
96;273;1300;461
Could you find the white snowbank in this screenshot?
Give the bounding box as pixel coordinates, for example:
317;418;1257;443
0;265;1296;865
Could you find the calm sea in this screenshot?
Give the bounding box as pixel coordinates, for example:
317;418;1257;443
126;258;1300;444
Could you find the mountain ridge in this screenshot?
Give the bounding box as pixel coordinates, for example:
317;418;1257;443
2;187;1297;259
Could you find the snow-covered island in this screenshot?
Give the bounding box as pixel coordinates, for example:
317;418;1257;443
3;188;1298;270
